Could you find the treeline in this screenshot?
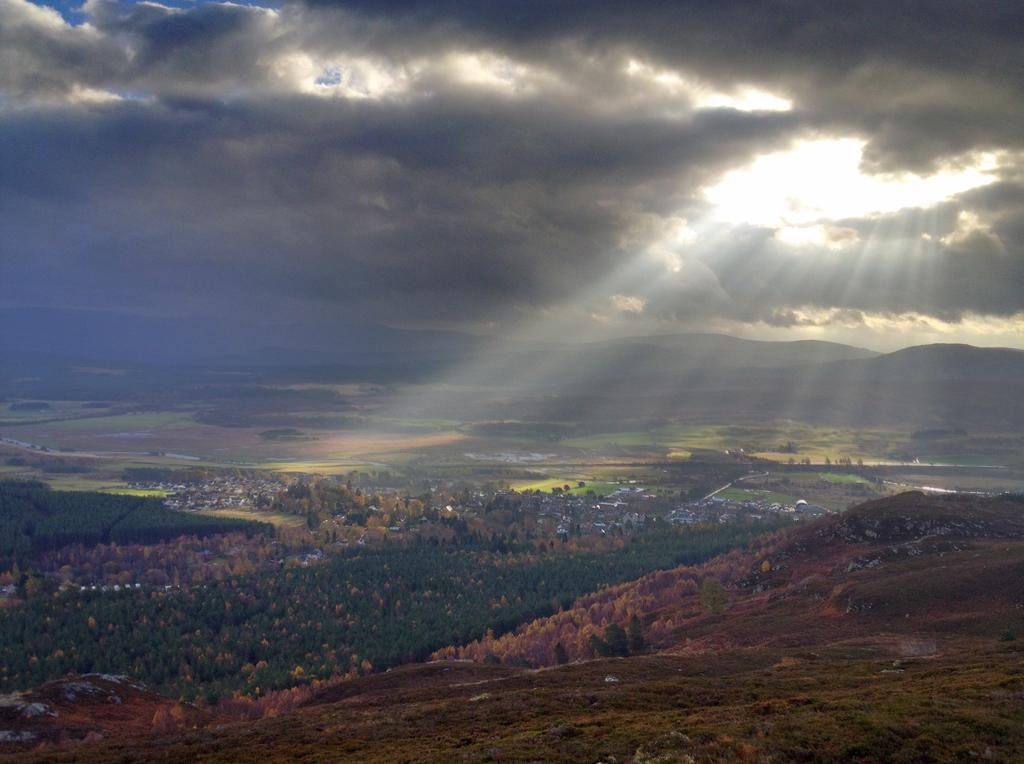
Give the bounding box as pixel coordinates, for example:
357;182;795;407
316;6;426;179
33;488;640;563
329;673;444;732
0;522;773;701
0;481;270;570
436;537;779;667
36;532;291;587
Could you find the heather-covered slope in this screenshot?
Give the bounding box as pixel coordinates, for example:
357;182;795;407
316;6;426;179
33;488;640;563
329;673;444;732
5;493;1024;762
0;674;202;753
439;492;1024;665
10;647;1023;762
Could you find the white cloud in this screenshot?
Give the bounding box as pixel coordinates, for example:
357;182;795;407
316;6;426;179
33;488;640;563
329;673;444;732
609;293;646;315
940;209;1005;254
774;224;859;250
624;57;792;113
695;87;792;113
1;0;70;32
439;51;549;96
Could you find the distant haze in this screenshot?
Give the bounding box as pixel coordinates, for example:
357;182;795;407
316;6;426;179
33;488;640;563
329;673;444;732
3;307;1023;431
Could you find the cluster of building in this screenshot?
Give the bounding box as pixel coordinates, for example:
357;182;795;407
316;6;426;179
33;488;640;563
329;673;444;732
513;485;660;537
127;471;832;542
130;475;285;511
668;496;828;525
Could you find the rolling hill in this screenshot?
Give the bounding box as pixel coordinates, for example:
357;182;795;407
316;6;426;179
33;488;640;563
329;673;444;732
451;341;1024;430
4;309;1023;430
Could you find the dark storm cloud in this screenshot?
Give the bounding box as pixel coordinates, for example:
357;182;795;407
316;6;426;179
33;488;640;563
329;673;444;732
304;0;1024;169
0;77;797;321
1;0;1022;335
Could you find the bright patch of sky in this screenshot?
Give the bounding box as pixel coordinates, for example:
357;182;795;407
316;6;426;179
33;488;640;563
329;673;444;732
624;58;793;112
703;138;999;229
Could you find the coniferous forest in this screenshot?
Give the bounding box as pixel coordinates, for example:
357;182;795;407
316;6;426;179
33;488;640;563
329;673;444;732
0;480;772;702
0;481;269;570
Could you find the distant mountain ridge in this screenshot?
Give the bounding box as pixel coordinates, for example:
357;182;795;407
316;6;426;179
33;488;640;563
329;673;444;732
0;307;881;369
587;332;880;367
3;307;1023;429
840;342;1024;378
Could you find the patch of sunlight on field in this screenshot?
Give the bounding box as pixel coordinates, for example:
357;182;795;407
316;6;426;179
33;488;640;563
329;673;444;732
42;476;132;492
508;477;625;496
508;477;579;492
254;460;383;474
570;482;623;496
309;431;467;457
208;507;306;528
46;476;166;495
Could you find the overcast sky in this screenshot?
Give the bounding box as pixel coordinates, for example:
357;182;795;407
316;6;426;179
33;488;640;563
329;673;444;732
2;0;1023;350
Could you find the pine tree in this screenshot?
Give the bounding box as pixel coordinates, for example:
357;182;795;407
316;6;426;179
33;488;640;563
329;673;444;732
554;642;569;664
700;577;726;615
587;634;608;658
603;623;629;657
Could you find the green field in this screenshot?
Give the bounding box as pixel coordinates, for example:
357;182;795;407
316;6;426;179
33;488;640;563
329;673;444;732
559;422;909;464
252;459;389;474
717;487;797;504
36;476;126;492
5;392;1018;492
570;481;623;496
207;507;307;528
817;472;871;484
508;477;627;496
99;488;172;497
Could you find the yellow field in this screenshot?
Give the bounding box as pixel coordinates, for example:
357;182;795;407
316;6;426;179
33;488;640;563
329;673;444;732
509;477;586;492
41;476;132;492
254;460;382;474
207;507;306;528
